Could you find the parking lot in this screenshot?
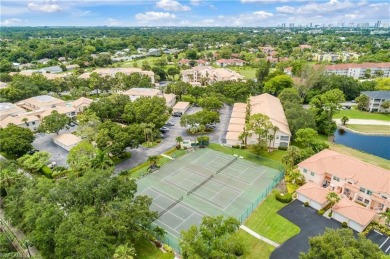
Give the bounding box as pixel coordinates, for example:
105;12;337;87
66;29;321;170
367;230;390;254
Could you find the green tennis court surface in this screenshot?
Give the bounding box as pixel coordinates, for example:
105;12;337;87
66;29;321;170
136;148;284;251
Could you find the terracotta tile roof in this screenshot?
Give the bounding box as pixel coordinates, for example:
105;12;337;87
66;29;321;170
229;117;246;125
250;93;291;135
226;131;242;141
297;182;329;205
0;115;40;128
228;124;245;132
230;111;246;119
71;97;93;107
40;106;76;118
332;198;376;226
16;95;66;110
216;59;245;64
178;59;190;64
298;149;390;194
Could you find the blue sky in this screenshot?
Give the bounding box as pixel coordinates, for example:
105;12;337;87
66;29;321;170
1;0;389;27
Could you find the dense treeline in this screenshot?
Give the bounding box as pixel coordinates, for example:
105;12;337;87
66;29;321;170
0;160;158;258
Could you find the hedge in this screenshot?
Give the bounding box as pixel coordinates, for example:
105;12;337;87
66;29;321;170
275;192;292;203
40;165;53;178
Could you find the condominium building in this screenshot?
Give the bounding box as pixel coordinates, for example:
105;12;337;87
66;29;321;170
79;68;155;84
181;66;244;85
360;91;390;112
122;88;176;107
226;93;291;148
284;62;390;79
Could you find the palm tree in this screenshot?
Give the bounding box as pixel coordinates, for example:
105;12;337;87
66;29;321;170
288;169;304;185
271;126;279;149
341;116;349;126
282;146;301;170
147;155;159;171
267;134;273;152
326;192;340;207
113;244;136;259
176;136;183;149
92;149;114;170
379;209;390;226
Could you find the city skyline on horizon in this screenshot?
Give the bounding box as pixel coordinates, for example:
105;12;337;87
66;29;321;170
1;0;389;27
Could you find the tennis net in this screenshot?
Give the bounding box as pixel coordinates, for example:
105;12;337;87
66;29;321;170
216;156;238;174
187;174;214;196
158;196;183;218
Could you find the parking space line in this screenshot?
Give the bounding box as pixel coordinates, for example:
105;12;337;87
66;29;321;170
380;237;389;249
386;245;390;253
374;230;383;235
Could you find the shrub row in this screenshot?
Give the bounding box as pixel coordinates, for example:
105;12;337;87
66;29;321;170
275;191;292;203
362;222;390;237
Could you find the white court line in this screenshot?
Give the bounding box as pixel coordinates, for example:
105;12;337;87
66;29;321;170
155;218;181;238
174;212;195;230
380;237;389;249
221;189;244;210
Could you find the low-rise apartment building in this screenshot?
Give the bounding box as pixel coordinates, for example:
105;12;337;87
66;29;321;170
226;94;291;148
79;68;155;84
360;91;390;112
298;149;390;214
181;66;244;85
216;59;245;67
284;62;390;79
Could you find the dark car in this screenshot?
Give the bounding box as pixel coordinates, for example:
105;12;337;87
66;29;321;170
173;112;183;117
27;149;39;155
160;127;170;133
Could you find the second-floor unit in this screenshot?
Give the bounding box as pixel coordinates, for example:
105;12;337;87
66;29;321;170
360;91;390;112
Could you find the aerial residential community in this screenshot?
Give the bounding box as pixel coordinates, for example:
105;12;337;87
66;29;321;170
0;0;390;258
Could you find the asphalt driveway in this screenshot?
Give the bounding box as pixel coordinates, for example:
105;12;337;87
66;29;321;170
114;104;233;173
270;200;342;259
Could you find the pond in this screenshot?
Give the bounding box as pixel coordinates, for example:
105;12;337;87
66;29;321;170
334;128;390;160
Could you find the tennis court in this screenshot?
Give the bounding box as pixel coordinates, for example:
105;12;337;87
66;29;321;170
136;148;284;251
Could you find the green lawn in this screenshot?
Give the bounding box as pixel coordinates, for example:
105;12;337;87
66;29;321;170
237;230;276;259
345;124;390;134
229;66;257;79
111;152;132;165
208;143;286;164
333;109;390;121
329;142;390;170
134;238;174;259
244;191;300;244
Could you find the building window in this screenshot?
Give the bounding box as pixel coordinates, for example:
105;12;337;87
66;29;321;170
364;199;370;204
32;121;35;125
310;172;315;177
333;176;340;182
367;190;373;196
280;136;289;141
382;195;388;200
357;196;363;202
360;187;366;193
303;169;307;173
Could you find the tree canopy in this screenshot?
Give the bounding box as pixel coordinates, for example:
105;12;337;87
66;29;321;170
0;123;34;157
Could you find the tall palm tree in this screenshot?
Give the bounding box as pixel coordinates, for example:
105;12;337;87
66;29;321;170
176;136;183;149
282;146;301;170
271;126;279;149
147;155;159;171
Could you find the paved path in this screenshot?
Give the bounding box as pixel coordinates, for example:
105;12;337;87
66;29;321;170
114;104;232;174
334;119;390;126
240;225;280;247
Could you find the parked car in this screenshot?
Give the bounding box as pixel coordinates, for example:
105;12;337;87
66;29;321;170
27;149;39;155
47;162;57;169
160;127;170;133
173;111;183;117
165;121;175;126
69;122;76;127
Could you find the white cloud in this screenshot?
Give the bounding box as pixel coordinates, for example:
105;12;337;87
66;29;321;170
190;0;202;6
0;18;22;26
156;0;190;11
27;2;63;13
72;10;92;17
276;0;355;15
135;11;177;22
253;11;274;18
105;18;122;26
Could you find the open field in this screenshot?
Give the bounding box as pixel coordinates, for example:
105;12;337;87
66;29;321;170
345;124;390;134
244;191;300;244
229;66;257;79
333;109;390;121
120;56;161;68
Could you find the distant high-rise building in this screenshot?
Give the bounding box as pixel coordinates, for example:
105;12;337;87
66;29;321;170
282;23;286;28
309;22;313;27
289;23;294;28
375;20;381;27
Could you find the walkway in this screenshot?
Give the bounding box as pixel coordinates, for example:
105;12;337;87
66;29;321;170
240;225;280;247
334;119;390;126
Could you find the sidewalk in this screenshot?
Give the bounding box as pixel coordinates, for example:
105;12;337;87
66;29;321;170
334;119;390;126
